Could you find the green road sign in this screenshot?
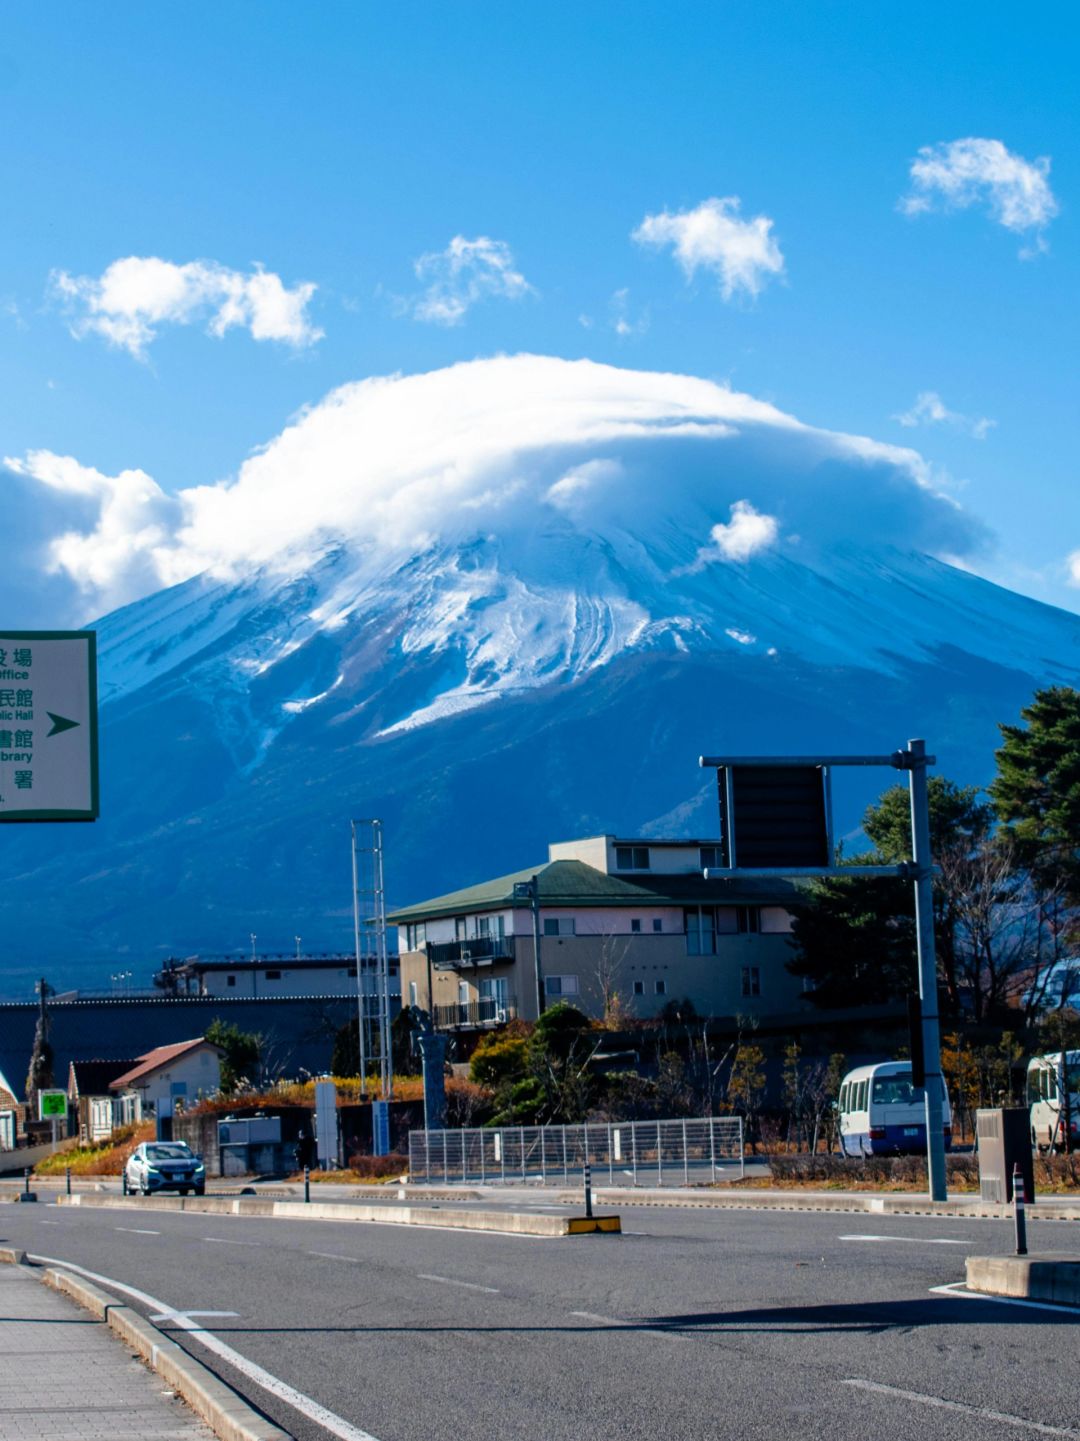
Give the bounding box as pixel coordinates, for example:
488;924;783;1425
0;630;98;821
38;1090;67;1119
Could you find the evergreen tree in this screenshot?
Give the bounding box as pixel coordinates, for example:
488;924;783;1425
992;685;1080;899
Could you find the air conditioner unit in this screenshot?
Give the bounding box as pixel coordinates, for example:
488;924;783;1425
494;1008;508;1024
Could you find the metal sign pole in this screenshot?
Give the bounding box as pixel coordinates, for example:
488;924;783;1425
905;738;947;1202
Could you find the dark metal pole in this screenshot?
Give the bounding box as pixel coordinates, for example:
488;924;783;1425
304;1165;310;1204
584;1162;593;1219
23;1167;30;1196
531;876;545;1017
1013;1163;1028;1255
907;738;947;1202
66;1167;71;1196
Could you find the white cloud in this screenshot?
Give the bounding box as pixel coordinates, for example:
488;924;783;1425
632;196;785;300
895;391;996;440
695;501;780;567
8;354;980;616
725;627;757;645
411;235;534;325
609;288;648;337
51;256;323;358
1067;551;1080;588
3;449;182;611
900;138;1058;255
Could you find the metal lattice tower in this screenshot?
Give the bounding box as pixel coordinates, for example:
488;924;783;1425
351;819;393;1098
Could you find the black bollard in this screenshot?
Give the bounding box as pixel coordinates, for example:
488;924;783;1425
1013;1162;1028;1256
23;1168;30;1195
304;1165;310;1204
584;1162;593;1219
66;1167;72;1196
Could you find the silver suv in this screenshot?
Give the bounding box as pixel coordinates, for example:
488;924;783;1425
124;1141;206;1195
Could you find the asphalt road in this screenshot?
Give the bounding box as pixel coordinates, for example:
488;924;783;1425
2;1200;1078;1441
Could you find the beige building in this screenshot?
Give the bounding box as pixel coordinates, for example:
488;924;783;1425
109;1037;224;1125
389;835;806;1033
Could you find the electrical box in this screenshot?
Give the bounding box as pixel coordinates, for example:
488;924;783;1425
976;1107;1034;1203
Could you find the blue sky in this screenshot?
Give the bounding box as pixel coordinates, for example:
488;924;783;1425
2;2;1078;623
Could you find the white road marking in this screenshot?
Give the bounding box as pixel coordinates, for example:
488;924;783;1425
38;1220;62;1225
839;1233;971;1246
417;1273;500;1293
149;1310;239;1324
842;1379;1080;1437
115;1226;160;1235
931;1281;1080;1315
202;1236;261;1246
569;1310;624;1326
28;1251;381;1441
308;1251;362;1264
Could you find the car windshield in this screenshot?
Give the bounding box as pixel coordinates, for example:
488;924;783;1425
145;1144;192;1161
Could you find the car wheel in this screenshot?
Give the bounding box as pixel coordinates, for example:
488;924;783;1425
179;1188;190;1195
194;1186;205;1196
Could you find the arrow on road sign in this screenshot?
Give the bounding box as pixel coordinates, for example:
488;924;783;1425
46;712;80;738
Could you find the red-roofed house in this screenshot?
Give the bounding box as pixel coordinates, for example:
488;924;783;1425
109;1038;224;1128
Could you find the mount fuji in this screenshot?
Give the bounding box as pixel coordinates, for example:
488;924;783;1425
5;355;1078;988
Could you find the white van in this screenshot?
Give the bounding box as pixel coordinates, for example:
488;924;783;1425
1026;1051;1080;1153
837;1060;953;1157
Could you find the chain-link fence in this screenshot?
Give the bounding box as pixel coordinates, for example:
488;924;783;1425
409;1115;743;1187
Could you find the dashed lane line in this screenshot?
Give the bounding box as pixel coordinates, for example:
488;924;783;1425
839;1233;971;1246
842;1378;1080;1437
115;1226;161;1235
417;1273;500;1293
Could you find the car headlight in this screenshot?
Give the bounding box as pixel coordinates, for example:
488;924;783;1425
194;1163;205;1173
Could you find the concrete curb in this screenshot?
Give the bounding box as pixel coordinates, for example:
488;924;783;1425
966;1254;1080;1307
59;1191;618;1236
0;1246;27;1264
402;1183;1080;1221
39;1267;291;1441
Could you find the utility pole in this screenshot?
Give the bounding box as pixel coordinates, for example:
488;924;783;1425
350;821;369;1098
514;877;545;1018
352;819;393;1098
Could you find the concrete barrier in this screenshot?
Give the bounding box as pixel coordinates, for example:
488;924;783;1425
966;1254;1080;1306
59;1191;618;1237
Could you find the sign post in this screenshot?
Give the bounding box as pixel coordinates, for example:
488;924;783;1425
0;631;98;822
699;740;948;1202
38;1088;67;1147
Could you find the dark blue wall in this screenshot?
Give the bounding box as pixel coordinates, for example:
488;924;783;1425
0;994;355;1093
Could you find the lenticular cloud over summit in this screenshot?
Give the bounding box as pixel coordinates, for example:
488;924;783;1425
8;354;980;617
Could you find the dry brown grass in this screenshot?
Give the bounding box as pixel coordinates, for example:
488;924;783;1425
33;1120;155;1176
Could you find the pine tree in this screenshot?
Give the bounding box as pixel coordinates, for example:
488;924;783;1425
992;686;1080;898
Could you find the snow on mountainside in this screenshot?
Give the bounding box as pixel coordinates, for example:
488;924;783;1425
4;356;1080;984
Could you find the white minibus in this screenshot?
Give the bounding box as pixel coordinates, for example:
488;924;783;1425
1026;1051;1080;1153
837;1060;953;1157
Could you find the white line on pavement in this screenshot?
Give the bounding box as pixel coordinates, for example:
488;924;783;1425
569;1310;624;1326
115;1227;161;1235
417;1273;500;1293
839;1234;971;1246
842;1379;1080;1437
930;1281;1080;1315
149;1310;239;1324
29;1251;381;1441
308;1251;362;1263
202;1236;261;1246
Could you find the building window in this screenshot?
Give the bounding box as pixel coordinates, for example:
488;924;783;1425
543;918;576;937
408;981;418;1007
631;918;641;933
477;916;491;938
684;907;716;956
615;845;650;871
700;845;723;869
226;975;236;988
741;966;761;997
265;970;282;981
655;979;667;995
652;918;663;933
633;980;644;995
544;975;580;997
737;906;760;934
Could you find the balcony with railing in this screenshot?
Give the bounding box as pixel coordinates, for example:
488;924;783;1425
428;935;515;971
433;995;518;1030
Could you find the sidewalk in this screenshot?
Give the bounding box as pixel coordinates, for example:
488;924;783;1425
0;1263;215;1440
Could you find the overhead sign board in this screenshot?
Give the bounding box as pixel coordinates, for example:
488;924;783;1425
715;764;829;869
0;631;98;821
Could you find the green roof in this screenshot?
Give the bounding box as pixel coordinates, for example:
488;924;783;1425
386;858;800;924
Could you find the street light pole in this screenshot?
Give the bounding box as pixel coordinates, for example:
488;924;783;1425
906;738;948;1203
514;876;545;1018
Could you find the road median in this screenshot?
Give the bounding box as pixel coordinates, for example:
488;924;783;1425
59;1191;618;1236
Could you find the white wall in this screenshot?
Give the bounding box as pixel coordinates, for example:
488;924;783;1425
129;1045;222;1113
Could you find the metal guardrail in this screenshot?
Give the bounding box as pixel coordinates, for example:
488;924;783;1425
409;1115;744;1187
